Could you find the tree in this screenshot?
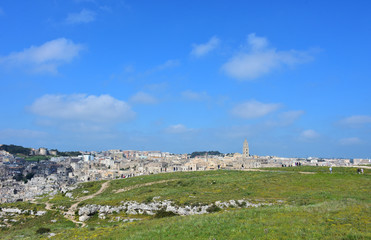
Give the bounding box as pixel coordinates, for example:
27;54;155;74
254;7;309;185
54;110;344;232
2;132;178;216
0;144;31;155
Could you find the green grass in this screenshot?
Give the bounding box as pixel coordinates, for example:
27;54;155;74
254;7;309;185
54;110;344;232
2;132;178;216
0;201;46;211
82;169;370;206
263;166;371;174
47;180;107;209
48;193;74;209
71;180;107;198
0;210;75;239
1;167;370;239
49;200;371;240
23;155;51;161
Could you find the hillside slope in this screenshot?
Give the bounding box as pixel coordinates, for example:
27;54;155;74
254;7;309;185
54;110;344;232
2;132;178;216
0;167;370;239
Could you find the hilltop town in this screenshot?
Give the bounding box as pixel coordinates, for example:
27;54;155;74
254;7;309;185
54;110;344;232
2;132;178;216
0;140;369;203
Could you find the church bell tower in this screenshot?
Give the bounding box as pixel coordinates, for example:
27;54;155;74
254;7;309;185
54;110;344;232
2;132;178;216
243;139;249;158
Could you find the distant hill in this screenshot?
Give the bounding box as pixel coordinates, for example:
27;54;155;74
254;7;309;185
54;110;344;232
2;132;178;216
0;144;31;155
1;167;370;239
0;144;80;157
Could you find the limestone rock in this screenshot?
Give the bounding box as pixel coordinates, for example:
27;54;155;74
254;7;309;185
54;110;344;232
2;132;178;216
79;215;90;222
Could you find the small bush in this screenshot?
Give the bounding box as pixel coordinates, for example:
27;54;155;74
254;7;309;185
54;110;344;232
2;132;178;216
144;196;153;203
237;201;247;207
88;211;97;217
207;204;221;213
36;227;50;234
154;208;178;218
191;202;200;207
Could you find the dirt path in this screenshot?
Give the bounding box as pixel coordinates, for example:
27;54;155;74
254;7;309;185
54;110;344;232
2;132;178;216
115;179;178;194
29;199;54;211
298;171;316;174
44;201;53;210
64;180;111;227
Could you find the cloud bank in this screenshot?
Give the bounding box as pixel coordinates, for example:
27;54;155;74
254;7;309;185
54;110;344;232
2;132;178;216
181;90;210;101
155;59;180;70
30;94;135;123
191;36;220;57
339;115;371;127
165;124;193;134
300;129;320;140
130;92;158;104
339;137;362;145
0;129;47;139
66;9;96;24
231;100;281;119
222;33;312;80
0;38;83;73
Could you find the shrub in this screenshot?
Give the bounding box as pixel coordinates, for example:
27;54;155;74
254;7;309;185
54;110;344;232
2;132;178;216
207;204;221;213
154;208;178;218
144;196;153;203
236;201;247;207
36;227;50;234
191;202;200;207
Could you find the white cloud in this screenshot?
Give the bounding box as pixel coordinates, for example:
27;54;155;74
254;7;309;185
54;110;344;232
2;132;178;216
0;38;84;74
191;36;220;57
0;129;47;139
165;124;193;134
339;137;362;145
231;100;281;119
339;115;371;127
29;94;135;123
130;92;158;104
155;59;180;71
66;9;96;24
264;110;304;127
144;82;168;91
300;129;320;140
222;33;312;80
123;65;135;73
278;110;305;125
181;90;209;101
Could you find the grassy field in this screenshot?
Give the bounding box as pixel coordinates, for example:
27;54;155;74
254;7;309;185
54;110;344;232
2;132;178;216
0;167;370;239
263;165;370;173
53;200;370;240
82;168;370;206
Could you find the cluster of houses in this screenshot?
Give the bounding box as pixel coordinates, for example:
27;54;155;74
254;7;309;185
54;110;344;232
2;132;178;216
0;145;370;203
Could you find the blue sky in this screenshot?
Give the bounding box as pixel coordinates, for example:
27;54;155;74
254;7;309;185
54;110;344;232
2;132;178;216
1;0;370;158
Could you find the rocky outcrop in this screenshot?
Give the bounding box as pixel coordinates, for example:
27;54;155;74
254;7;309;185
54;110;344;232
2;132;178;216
76;199;270;221
0;208;46;216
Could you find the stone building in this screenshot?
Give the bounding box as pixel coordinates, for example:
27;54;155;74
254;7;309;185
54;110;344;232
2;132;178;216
243;139;249;158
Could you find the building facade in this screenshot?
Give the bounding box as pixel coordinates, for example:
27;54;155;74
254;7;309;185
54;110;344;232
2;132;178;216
243;139;249;158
